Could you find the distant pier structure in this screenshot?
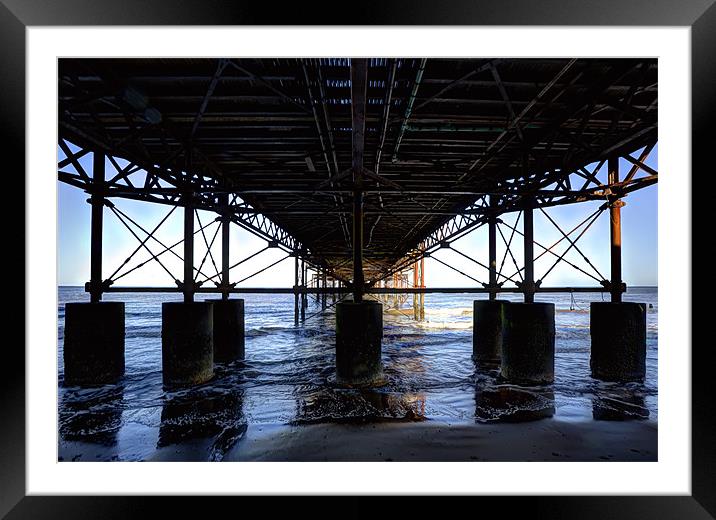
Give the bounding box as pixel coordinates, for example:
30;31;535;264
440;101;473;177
58;58;657;387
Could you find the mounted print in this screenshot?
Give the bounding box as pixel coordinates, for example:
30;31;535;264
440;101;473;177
57;57;658;462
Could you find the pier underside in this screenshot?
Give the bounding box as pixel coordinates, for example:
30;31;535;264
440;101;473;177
58;57;657;389
59;57;657;289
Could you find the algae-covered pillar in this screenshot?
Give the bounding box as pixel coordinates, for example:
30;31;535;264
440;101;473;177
335;58;383;386
161;183;213;387
590;156;646;382
64;150;125;386
208;192;245;363
500;188;555;385
473;195;509;365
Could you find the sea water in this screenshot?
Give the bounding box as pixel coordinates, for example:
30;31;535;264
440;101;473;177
57;286;657;461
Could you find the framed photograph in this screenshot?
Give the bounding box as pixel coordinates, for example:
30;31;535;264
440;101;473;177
7;0;711;516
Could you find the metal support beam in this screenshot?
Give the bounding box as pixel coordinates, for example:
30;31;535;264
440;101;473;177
488;195;498;301
523;200;535;303
220;192;230;301
89;151;105;303
522;150;536;304
103;285;612;295
294;253;299;326
608;156;623;302
183;190;195;303
351;58;368;303
301;258;307;321
321;270;327;310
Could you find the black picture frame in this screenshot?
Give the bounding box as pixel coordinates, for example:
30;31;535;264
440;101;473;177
4;0;712;516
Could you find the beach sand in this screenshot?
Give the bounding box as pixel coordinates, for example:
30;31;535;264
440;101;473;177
59;418;657;462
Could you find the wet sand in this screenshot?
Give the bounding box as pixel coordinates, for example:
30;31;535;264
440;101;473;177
60;418;657;462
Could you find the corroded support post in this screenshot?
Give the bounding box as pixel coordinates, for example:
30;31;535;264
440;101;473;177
209;192;245;363
608;156;624;303
522;199;536;304
488;195;498;301
590;156;646;382
351;58;368;303
65;150;125;387
220;192;231;301
301;258;307;322
162;176;214;386
336;58;383;386
420;255;425;320
321;270;327;310
294;252;300;326
413;260;419;320
182;190;195;303
89;151;105;303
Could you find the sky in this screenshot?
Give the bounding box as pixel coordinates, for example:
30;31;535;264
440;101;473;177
58;144;657;289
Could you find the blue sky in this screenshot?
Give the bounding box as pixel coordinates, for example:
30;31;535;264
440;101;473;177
58;144;657;288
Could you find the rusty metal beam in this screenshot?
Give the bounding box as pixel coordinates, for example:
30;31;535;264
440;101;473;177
88;151;105;302
351;58;368;302
608;156;623;302
182;189;195;303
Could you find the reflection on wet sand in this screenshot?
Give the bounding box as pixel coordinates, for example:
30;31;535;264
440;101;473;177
157;389;247;460
289;334;429;425
592;392;649;421
59;384;124;447
474;385;555;423
294;387;427;424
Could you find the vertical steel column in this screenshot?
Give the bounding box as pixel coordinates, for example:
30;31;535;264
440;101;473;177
321;270;327;310
413;261;419;320
522;151;535;304
89;151;105;303
301;258;306;321
488;195;498;301
608;156;623;303
183;189;195;303
419;255;425;320
523;200;535;304
220;193;230;301
351;58;368;303
294;253;299;326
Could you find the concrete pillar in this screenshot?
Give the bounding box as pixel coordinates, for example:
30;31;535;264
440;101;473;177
590;302;646;382
501;302;555;384
208;299;245;363
162;302;213;386
63;302;125;385
473;300;510;365
335;301;383;385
